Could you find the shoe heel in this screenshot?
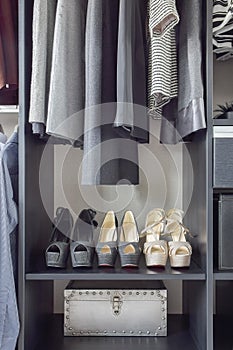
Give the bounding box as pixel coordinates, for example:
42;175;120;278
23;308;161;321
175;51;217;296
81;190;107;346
169;254;191;268
70;243;94;267
119;251;140;267
166;209;192;268
141;209;167;268
46;242;69;268
70;209;97;268
145;253;167;267
119;211;141;268
45;207;73;268
97;250;117;267
96;211;118;267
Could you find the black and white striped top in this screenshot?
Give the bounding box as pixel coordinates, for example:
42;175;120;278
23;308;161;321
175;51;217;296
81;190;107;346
213;0;233;60
148;0;179;115
149;0;179;36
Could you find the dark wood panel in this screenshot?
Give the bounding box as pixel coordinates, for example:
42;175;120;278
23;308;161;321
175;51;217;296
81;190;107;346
215;281;233;315
214;315;233;350
25;281;53;350
18;0;35;349
183;281;207;350
18;0;54;349
183;130;207;271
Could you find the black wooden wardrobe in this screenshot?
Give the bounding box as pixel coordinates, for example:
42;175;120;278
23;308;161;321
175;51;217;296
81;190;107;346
16;0;231;349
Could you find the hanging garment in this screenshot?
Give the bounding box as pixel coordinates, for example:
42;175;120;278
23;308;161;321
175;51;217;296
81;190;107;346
81;0;103;185
29;0;148;185
213;0;233;60
0;0;18;105
29;0;57;136
160;0;206;144
115;0;149;142
100;0;139;184
149;0;179;36
46;0;88;145
82;0;146;185
148;0;179;115
3;132;18;281
0;131;7;147
0;132;19;350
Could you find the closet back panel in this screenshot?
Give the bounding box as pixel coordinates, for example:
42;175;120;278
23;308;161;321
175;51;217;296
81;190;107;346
54;120;183;229
213;59;233;114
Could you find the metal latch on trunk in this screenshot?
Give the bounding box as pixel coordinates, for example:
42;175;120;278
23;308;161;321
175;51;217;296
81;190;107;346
111;293;122;316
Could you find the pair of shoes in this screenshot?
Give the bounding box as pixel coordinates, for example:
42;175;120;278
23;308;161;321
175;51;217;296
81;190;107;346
45;208;98;268
141;208;192;268
96;210;141;268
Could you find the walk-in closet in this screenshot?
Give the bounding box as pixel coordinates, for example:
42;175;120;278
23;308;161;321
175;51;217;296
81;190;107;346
1;0;233;349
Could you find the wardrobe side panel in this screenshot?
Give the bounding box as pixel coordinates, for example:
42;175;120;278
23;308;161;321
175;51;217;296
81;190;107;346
18;0;35;348
25;281;53;350
183;281;207;350
25;135;54;272
19;0;55;348
183;130;207;270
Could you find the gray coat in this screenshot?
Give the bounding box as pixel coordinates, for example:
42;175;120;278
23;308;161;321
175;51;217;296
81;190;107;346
46;0;87;145
0;132;19;350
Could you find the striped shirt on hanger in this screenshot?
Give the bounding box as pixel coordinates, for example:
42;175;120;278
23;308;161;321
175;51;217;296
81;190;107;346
213;0;233;60
148;0;179;116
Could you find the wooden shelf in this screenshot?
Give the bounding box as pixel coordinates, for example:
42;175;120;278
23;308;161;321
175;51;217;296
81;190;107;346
214;270;233;280
26;259;205;281
213;119;233;126
35;314;199;350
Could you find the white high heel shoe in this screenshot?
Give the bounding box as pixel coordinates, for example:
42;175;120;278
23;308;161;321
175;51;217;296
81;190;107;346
141;209;168;267
165;209;192;268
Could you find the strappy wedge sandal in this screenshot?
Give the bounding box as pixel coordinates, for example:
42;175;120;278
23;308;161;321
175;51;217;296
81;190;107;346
140;209;168;267
165;209;192;268
96;211;118;267
70;209;98;268
118;211;141;267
